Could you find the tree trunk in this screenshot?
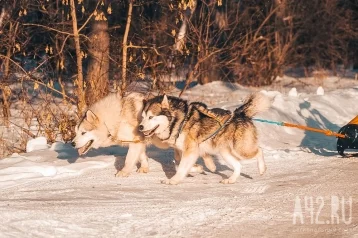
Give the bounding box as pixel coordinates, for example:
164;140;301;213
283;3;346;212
0;85;11;126
3;21;12;79
197;52;220;85
69;0;85;115
274;0;286;56
2;9;15;126
4;21;18;79
85;18;109;106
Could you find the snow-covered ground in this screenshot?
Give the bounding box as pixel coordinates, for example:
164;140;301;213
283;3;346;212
1;75;358;237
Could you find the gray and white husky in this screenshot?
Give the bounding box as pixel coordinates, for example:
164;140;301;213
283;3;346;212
139;93;270;185
72;92;214;177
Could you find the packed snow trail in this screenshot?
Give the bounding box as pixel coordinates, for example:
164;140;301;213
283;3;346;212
0;146;357;237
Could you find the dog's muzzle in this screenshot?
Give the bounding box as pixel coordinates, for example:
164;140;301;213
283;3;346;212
141;125;159;137
77;140;94;155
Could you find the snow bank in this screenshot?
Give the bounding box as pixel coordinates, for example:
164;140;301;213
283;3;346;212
26;136;49;152
0;142;115;189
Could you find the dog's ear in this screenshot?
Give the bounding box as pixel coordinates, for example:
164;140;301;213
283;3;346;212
161;94;169;109
85;110;99;123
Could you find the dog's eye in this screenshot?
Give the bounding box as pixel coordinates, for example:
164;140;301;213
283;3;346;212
81;132;86;135
149;116;153;119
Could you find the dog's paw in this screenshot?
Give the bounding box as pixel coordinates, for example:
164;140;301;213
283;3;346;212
259;165;267;175
115;170;130;177
137;167;149;174
161;179;179;185
220;178;236;184
189;164;204;173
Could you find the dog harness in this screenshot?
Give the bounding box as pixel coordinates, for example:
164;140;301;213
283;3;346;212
201;113;233;142
174;103;233;144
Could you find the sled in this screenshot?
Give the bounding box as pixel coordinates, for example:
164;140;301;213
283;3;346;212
337;115;358;156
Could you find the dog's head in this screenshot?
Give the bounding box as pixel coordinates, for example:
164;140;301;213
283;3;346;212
72;110;110;155
139;95;173;138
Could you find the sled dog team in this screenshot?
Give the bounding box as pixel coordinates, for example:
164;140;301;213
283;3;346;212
72;91;270;185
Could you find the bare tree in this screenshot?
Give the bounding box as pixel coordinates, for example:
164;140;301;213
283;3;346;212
70;0;85;114
85;11;109;106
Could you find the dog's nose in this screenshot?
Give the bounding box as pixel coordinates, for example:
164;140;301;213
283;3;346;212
71;141;76;147
138;125;144;131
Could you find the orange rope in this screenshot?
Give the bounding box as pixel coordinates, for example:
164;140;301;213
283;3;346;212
283;122;346;138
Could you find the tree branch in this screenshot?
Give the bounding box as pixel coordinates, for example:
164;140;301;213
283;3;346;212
121;0;134;95
0;54;76;103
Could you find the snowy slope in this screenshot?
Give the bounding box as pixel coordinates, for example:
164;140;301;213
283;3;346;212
1;78;358;237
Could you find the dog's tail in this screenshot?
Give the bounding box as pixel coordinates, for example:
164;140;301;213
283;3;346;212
234;93;271;118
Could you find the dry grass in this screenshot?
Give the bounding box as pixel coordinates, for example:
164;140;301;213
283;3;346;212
312;69;329;86
0;81;77;158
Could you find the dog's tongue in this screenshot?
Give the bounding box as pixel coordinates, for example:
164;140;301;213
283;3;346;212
77;147;85;155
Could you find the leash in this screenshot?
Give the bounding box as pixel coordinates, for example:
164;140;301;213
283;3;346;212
253;118;346;139
110;136;142;144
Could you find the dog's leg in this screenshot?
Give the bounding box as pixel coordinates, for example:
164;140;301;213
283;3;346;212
137;149;149;174
256;148;266;175
189;154;219;174
173;148;181;166
219;150;242;184
202;154;216;172
174;148;204;174
115;142;145;177
162;150;199;185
